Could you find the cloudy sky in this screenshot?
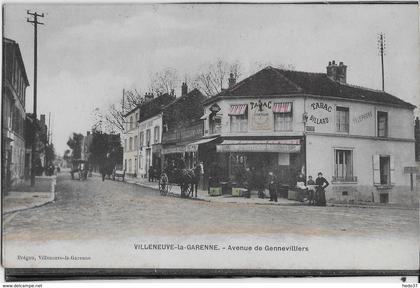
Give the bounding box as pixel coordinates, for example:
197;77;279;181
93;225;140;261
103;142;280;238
4;3;419;154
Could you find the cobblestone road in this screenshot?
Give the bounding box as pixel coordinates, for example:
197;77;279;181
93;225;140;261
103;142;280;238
3;173;419;242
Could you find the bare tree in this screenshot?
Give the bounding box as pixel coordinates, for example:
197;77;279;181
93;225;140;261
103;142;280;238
124;89;143;110
149;68;179;96
193;59;244;97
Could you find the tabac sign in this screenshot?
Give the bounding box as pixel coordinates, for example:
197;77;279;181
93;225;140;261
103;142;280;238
249;100;273;130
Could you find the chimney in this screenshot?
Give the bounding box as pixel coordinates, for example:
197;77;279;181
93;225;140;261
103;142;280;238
326;60;347;84
228;73;236;88
40;114;45;124
181;82;188;96
144;92;154;101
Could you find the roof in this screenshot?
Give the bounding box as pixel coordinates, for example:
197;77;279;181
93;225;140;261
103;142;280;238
139;93;175;122
3;37;30;86
163;88;206;110
203;66;415;109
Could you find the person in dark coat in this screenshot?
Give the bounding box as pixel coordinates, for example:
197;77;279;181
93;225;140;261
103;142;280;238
267;171;277;202
307;175;316;205
315;172;329;206
193;162;202;198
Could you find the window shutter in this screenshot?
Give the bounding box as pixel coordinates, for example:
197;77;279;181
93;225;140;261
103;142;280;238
390;155;395;185
373;155;380;185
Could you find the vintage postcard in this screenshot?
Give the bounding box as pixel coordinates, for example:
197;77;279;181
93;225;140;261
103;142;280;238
1;2;419;277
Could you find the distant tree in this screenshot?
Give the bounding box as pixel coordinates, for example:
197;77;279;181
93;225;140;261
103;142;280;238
66;133;84;160
149;68;179;96
192;59;243;97
63;149;71;161
45;143;56;164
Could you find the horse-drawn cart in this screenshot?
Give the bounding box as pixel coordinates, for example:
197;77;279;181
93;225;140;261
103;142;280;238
159;164;196;198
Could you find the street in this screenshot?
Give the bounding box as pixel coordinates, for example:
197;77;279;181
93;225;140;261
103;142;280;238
3;173;419;242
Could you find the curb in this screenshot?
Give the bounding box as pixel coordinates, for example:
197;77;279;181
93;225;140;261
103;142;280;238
3;176;57;216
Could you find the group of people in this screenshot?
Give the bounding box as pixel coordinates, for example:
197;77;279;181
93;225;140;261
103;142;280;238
296;172;329;206
245;167;329;206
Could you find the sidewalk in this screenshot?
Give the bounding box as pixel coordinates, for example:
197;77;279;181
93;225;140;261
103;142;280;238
3;176;56;214
121;174;302;206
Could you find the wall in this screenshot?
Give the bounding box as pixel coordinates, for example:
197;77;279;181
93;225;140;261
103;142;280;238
203;97;306;138
138;114;162;177
306;134;417;205
123;108;139;176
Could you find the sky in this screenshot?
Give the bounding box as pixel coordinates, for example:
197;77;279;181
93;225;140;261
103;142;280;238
3;3;419;154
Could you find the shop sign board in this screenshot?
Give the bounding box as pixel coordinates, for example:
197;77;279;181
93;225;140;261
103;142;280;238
249;100;273;131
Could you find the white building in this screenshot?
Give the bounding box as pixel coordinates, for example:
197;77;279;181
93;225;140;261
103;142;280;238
122;106;140;176
138;113;162;178
201;62;417;205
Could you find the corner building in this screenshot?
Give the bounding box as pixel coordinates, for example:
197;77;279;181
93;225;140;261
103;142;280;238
202;62;416;205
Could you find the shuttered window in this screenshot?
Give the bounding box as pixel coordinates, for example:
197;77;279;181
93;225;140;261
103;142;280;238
373;154;394;185
333;149;355;182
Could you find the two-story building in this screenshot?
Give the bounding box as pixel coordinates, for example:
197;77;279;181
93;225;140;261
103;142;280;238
202;62;417;205
122;106;140;176
2;38;30;190
137;92;174;178
161;84;207;172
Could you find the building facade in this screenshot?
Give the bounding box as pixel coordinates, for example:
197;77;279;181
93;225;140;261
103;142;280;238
202;63;417;205
2;38;30;190
122;106;140;176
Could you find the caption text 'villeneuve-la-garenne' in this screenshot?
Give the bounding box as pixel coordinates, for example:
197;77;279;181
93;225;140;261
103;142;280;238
134;243;309;252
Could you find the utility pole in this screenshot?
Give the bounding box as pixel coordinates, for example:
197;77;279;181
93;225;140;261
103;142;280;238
377;33;386;91
27;10;44;186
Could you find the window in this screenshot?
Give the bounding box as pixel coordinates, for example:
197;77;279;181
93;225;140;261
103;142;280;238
333;149;355;182
140;155;143;169
336;106;349;132
134;135;138;150
124;159;127;171
135;113;139;127
273;102;293;131
154;126;160;144
377;111;388;137
129;137;133;151
210;116;222;134
379;156;390;185
130;116;133;130
124;139;127;151
229;105;248;133
139;132;144;148
373;155;394;186
146;129;151;146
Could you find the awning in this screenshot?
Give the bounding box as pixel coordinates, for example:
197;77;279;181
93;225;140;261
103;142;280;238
185;137;218;152
161;145;186;155
216;139;301;153
272;102;292;113
229;104;247;115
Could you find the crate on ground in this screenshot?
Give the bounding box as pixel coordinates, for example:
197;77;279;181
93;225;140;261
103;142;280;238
231;187;247;197
209;187;222;196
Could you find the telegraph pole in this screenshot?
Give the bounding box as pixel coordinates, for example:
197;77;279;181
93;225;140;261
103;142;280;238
377;33;386;91
27;10;44;186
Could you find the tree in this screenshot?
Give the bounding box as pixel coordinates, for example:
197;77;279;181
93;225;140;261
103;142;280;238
149;68;179;96
66;133;84;160
192;59;243;97
45;143;56;164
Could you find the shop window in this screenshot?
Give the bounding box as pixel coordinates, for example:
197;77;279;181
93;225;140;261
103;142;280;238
129;137;133;151
336;106;349;133
333;149;356;182
146;129;151;147
154;126;160;144
210;116;222;134
377;111;388;137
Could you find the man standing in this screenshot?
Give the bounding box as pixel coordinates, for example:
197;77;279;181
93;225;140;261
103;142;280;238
267;171;277;202
315;172;329;206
